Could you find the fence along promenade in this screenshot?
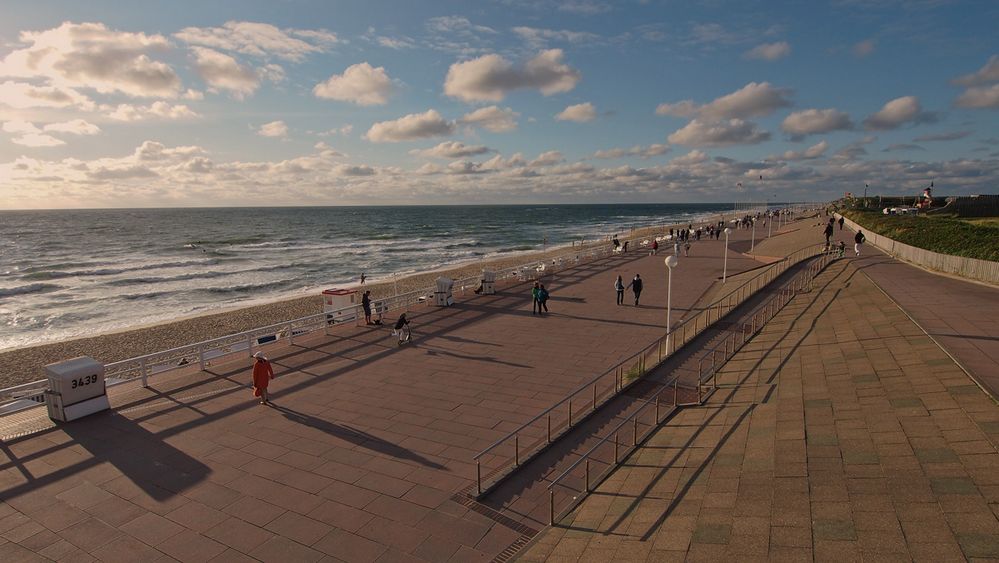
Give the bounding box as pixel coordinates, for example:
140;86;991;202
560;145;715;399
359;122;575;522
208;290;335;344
472;241;833;496
544;247;837;524
836;213;999;285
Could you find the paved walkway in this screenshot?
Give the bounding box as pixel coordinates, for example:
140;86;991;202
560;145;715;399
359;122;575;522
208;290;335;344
522;255;999;562
0;220;781;562
827;224;999;398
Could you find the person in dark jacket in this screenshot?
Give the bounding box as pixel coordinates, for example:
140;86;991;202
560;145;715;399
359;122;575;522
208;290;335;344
854;230;866;256
838;216;845;231
626;274;643;306
393;313;410;345
615;275;625;305
361;290;373;325
538;284;550;314
531;281;541;315
823;221;834;248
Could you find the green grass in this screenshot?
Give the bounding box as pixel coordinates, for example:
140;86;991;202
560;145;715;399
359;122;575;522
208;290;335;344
842;210;999;262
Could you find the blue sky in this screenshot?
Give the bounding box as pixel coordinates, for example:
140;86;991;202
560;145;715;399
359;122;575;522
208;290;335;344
1;0;998;208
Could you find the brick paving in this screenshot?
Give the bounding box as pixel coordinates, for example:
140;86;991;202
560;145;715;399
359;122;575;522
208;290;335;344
523;255;999;562
0;222;780;562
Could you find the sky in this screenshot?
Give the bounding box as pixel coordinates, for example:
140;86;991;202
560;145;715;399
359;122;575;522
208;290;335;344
1;0;998;209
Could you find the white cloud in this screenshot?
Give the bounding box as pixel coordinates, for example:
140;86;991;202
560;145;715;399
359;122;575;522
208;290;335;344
411;141;492;158
667;118;770;146
781;109;853;139
853;39;876;58
107;101;199;121
670;150;709;166
9;133;65;147
955;84;999;109
190;47;260;98
511;27;600;48
592;144;670;159
444;49;581;102
656;82;792;120
458;106;519;132
953;55;999;87
313;62;394;106
530;150;564;166
0;22;180;98
773;140;829;161
427;16;497;36
334;164;376;176
555;102;597;122
863;96;934;130
183;89;204;100
318;125;354;137
175;21;337;62
365;110;455;142
257;120;288;137
0;81;95;110
43;119;100;135
744;41;791;61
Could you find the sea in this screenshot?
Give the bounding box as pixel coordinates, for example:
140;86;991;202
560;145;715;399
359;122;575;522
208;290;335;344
0;204;738;351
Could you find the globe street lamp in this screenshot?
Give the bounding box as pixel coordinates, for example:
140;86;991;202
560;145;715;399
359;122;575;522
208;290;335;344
722;227;733;283
665;255;678;349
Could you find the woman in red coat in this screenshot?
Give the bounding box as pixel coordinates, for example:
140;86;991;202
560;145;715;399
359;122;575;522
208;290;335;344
251;352;275;405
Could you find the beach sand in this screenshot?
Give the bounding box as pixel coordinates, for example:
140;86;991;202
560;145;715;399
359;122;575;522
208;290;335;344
0;220;711;389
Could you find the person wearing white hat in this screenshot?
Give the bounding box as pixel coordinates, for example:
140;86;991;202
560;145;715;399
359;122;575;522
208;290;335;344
251;351;274;405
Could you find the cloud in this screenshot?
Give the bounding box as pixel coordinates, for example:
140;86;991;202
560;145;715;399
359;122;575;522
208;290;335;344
592;144;670;159
334;164;376;176
511;26;600;48
411;141;492;158
318;125;354;137
42;119;101;135
744;41;791;61
955;84;999;109
913;130;971;142
530;150;564;166
444;49;581;102
257;120;288;137
366;109;455;142
0;81;95;110
559;1;611;14
175;21;337;62
656;82;792;120
863;96;935;130
852;39;876;57
106;101;199;121
882;143;925;152
555;102;597;122
190;47;260;98
667;119;770;147
87;165;159;180
0;22;181;98
771;140;828;161
781;108;853;139
313;62;394;106
458;106;519;132
953;55;999;88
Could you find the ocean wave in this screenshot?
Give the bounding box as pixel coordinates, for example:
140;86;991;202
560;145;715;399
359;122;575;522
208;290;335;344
19;259;222;280
0;283;64;298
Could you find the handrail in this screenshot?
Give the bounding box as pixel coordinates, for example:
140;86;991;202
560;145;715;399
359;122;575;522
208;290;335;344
545;247;836;524
471;212;826;495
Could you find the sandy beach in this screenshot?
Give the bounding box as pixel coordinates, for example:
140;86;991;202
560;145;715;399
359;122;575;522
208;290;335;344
0;218;722;389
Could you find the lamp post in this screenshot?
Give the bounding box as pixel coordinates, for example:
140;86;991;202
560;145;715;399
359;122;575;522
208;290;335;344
768;210;773;238
665;255;677;348
751;217;756;253
722;227;732;283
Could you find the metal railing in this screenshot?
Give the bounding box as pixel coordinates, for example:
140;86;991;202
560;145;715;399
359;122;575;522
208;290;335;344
471;236;830;496
544;248;837;524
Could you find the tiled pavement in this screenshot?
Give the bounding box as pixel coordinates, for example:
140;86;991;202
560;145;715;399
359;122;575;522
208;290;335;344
0;221;781;562
522;254;999;562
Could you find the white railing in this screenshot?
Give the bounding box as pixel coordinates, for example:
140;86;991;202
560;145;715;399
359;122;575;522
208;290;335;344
836;213;999;285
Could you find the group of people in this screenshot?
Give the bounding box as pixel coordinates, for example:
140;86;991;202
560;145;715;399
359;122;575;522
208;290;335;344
823;216;866;256
614;274;643;306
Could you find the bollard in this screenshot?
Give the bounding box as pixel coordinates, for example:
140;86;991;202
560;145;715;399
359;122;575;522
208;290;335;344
568;400;573;427
547;414;552;444
592;383;597;411
476;460;482;495
655;395;660;424
633;417;639;445
140;358;148;387
614;432;620;463
550;490;555;526
585;460;591;492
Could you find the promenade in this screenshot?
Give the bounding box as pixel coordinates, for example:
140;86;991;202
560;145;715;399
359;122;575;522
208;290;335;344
524;226;999;562
0;221;765;561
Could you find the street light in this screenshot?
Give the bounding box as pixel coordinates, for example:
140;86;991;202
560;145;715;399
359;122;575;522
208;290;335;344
750;217;756;253
722;227;733;283
665;255;678;348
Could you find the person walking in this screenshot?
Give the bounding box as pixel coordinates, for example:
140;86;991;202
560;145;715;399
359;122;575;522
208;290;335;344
538;284;550;314
684;241;691;257
393;313;411;345
838;216;845;231
251;352;274;405
531;281;541;315
614;275;625;305
361;290;373;325
823;221;834;248
651;240;658;255
360;272;366;285
627;274;644;306
854;230;866;256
